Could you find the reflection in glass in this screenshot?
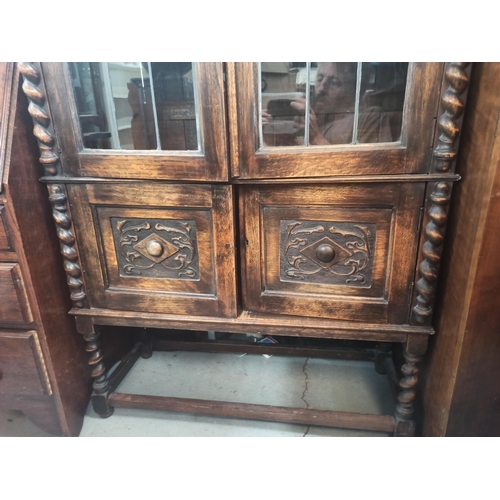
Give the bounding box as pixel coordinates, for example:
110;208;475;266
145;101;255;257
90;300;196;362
309;62;358;145
357;62;409;143
259;62;409;147
69;62;199;151
260;62;306;147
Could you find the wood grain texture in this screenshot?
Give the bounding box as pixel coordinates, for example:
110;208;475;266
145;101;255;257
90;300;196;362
0;205;14;250
412;182;452;325
72;307;433;342
109;392;396;432
432;63;471;173
0;331;50;396
241;183;424;323
230;63;443;179
40;62;228;182
68;182;238;318
0;263;33;325
2;71;90;436
0;63;14;192
422;63;500;436
18;63;61;177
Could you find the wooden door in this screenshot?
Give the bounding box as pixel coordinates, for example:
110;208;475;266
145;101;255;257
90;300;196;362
41;62;228;181
228;62;443;179
240;182;425;323
67;182;237;317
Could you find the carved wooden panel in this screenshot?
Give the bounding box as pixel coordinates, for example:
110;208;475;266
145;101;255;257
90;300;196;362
67;182;237;318
241;183;425;323
111;218;199;280
280;220;376;287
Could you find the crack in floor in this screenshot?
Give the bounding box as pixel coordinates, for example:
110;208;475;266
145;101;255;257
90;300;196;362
302;357;310;437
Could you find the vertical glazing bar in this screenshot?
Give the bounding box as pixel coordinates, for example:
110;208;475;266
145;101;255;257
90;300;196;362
304;62;311;146
192;63;202;152
147;62;162;150
258;62;264;149
352;62;363;144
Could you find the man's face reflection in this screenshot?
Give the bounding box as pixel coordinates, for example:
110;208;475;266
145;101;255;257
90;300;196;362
313;62;356;115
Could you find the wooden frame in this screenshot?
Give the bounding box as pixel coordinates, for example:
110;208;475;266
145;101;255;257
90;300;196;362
67;182;238;318
227;62;444;179
41;62;229;182
19;61;471;436
240;183;424;323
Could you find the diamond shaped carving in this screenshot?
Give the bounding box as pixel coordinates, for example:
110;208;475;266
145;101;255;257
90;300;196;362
300;236;352;269
133;233;179;264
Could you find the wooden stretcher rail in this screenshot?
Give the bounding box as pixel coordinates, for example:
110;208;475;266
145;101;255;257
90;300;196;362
109;393;396;433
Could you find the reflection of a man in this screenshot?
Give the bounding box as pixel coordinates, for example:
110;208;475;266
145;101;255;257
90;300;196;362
263;62;393;145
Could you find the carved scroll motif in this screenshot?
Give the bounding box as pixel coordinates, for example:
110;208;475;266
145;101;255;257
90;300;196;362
113;218;199;279
280;220;375;286
18;62;60;177
432;63;471;172
48;185;86;307
412;183;452;324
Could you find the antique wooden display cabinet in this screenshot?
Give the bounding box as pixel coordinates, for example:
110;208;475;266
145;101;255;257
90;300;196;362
19;62;470;436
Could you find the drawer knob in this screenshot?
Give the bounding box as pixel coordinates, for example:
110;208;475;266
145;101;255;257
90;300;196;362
316;244;336;263
146;240;164;257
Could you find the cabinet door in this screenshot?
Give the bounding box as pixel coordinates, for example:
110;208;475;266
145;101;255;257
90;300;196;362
42;62;228;181
240;183;424;323
68;182;237;317
228;62;442;179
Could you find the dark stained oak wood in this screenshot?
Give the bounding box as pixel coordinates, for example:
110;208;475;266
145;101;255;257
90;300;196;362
0;205;14;250
68;182;238;318
40;62;229;182
228;63;444;179
109;392;396;432
1;64;90;436
422;62;500;436
0;263;33;324
18;61;467;436
240;183;424;323
72;307;433;342
0;331;51;396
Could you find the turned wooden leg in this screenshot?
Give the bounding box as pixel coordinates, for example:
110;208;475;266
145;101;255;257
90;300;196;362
394;336;428;437
75;317;114;418
374;343;392;375
139;329;153;359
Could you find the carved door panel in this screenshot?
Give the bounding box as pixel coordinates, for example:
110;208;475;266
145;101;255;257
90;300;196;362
67;182;237;317
228;62;443;179
40;62;228;182
240;183;425;322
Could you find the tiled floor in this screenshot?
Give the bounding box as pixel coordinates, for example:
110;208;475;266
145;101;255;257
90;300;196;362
0;351;395;437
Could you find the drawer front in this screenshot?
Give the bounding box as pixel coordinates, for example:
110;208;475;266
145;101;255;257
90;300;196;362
0;331;52;396
240;183;425;323
0;263;33;325
68;182;237;317
0;205;13;251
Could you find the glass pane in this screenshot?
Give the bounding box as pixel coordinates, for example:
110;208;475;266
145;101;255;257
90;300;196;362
308;62;358;145
357;62;409;143
69;62;199;151
260;62;307;147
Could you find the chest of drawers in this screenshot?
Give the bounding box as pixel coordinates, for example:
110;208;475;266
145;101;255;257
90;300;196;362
19;62;471;436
